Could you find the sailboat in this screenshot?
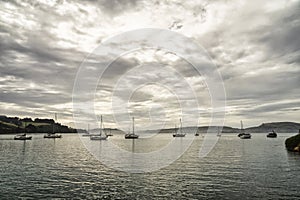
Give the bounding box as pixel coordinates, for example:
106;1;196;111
238;121;245;137
238;120;251;139
90;115;108;140
14;122;32;140
173;118;185;137
125;117;139;139
14;133;32;140
240;132;251;139
44;113;62;138
267;130;277;138
106;129;113;137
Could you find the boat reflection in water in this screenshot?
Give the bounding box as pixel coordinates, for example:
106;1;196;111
44;133;62;138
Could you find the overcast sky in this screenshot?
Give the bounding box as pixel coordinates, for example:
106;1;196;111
0;0;299;129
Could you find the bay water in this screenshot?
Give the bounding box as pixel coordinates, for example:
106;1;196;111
0;133;299;199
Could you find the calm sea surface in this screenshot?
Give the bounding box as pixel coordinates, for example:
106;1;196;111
0;133;299;199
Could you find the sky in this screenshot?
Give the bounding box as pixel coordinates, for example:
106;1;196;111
0;0;299;130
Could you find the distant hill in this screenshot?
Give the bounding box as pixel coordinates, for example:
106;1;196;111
0;115;81;134
245;122;300;133
159;126;240;133
158;122;300;133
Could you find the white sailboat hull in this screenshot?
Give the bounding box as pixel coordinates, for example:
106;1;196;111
90;135;108;140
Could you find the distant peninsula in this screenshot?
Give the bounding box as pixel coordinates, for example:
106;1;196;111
0;115;83;134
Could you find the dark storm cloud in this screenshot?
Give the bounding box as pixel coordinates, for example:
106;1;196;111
0;0;91;122
260;4;300;58
200;1;300;67
192;0;300;127
0;91;70;108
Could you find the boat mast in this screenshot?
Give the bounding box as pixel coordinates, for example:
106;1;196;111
100;115;103;136
132;117;135;135
52;113;57;134
240;120;243;132
180;118;182;134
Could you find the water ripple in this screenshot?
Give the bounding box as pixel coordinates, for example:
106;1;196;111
0;133;300;199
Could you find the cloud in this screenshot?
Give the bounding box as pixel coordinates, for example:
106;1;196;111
259;4;300;61
0;0;299;128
